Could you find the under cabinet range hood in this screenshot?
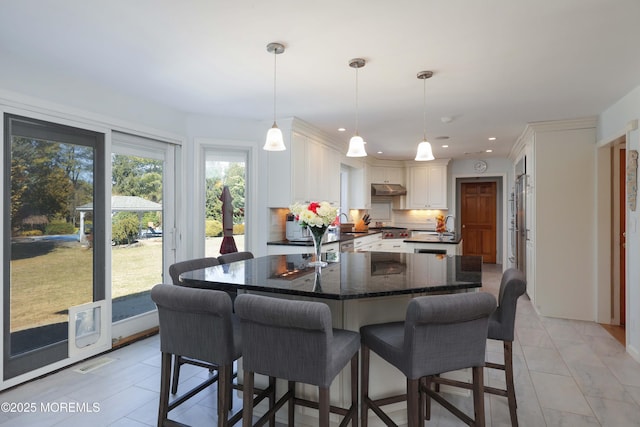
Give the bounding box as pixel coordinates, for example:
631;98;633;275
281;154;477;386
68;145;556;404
371;183;407;196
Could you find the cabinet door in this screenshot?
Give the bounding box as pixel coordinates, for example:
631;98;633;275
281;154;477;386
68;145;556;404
291;133;309;203
426;164;447;208
407;165;447;209
370;166;404;184
407;166;429;208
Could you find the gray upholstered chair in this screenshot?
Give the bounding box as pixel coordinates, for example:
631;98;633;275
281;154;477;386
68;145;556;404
434;269;526;426
151;284;273;427
218;251;254;264
235;294;360;427
360;292;496;427
168;257;221;395
486;268;527;426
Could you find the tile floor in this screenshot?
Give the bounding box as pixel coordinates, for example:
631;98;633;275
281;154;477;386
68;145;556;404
1;264;639;426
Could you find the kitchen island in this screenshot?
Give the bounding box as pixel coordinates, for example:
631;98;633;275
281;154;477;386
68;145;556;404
181;252;482;426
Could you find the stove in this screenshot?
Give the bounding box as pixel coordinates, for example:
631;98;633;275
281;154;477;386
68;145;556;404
379;227;410;239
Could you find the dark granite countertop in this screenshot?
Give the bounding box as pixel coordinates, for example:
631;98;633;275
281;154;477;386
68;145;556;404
180;252;482;300
403;234;462;244
267;229;382;246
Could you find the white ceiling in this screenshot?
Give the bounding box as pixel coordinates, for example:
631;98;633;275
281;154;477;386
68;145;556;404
2;0;640;160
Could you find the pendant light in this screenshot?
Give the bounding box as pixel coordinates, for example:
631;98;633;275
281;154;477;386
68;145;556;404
346;58;367;157
415;70;435;161
263;42;286;151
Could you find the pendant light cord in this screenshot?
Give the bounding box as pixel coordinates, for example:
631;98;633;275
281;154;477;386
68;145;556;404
354;65;359;135
273;50;277;123
422;76;427;141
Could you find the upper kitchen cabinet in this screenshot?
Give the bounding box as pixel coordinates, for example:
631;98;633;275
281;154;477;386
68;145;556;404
370;165;405;185
405;159;450;209
267;118;341;207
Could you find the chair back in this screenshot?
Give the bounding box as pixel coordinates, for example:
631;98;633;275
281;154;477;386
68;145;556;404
235;294;334;387
489;268;527;341
151;284;239;365
218;251;254;264
403;292;496;378
169;257;220;285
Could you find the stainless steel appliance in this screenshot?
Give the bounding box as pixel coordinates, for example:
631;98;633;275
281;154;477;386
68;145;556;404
285;214;311;241
514;157;527;277
378;226;410;239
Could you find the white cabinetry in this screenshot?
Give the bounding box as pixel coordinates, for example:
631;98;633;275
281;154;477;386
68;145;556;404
267;242;339;255
267;120;341;207
370;166;404;185
512;118;596;321
353;233;381;251
405;160;449;209
348;163;370;209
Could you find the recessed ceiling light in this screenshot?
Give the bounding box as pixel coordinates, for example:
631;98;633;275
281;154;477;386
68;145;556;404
338;127;346;132
486;149;493;153
488;137;496;141
377;151;383;154
441;145;449;148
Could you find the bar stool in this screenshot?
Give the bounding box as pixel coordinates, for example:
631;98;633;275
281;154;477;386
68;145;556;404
168;257;221;395
151;284;273;427
360;292;496;427
430;268;526;426
235;293;360;427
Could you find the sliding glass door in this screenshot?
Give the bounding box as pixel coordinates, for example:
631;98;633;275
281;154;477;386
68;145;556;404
3;114;106;379
110;132;176;341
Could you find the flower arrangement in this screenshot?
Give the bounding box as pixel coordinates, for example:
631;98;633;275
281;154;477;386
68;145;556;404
289;201;338;229
435;214;446;234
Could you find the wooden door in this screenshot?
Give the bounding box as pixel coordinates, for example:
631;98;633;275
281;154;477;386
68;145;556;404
620;148;626;326
461;182;497;263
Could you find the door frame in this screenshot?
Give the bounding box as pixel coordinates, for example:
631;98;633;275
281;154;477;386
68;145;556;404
451;173;508;267
110;132;179;342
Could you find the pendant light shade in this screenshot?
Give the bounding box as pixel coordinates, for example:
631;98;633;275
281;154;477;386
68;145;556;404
347;135;367;157
415;141;435;161
415;70;435;161
346;58;367;157
263;42;286;151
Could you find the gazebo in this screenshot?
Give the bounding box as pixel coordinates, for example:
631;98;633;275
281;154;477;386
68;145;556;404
76;195;162;243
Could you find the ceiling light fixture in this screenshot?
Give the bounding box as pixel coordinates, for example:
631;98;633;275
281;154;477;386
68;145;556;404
415;70;435;161
263;42;286;151
346;58;367;157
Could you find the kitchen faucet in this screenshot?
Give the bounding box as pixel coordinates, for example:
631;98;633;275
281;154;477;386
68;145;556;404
340;213;349;223
444;215;455;234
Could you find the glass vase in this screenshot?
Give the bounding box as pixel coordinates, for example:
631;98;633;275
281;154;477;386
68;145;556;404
307;225;328;267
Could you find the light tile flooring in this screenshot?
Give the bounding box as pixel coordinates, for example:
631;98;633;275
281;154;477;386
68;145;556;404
1;264;640;426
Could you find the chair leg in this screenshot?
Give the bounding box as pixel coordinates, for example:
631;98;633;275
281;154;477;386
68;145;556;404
504;341;519;427
423;376;432;420
158;353;172;427
472;366;485;427
319;387;330;427
351;352;359;427
218;364;232;427
361;344;370;427
288;380;296;426
269;376;276;427
242;371;254;427
171;355;181;394
407;378;420;427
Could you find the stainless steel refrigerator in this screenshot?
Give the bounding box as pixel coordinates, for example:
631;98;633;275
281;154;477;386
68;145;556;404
514;157;527;277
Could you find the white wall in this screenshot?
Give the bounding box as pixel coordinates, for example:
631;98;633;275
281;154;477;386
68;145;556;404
0;53;187;136
599;84;640;361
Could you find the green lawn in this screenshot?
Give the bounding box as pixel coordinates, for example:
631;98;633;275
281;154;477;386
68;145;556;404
9;235;244;332
10;239;161;332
